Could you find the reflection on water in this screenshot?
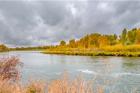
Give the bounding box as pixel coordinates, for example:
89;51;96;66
0;51;140;92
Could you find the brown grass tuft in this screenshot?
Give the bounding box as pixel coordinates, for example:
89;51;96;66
48;73;93;93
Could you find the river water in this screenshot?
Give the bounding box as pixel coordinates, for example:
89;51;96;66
1;51;140;93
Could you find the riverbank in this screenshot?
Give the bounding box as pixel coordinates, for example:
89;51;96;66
42;45;140;57
43;50;140;57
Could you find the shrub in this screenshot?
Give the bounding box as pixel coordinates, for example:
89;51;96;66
0;56;22;81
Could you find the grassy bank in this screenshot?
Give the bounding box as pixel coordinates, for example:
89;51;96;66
42;45;140;57
43;50;140;57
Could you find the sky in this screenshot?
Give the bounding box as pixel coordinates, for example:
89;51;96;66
0;0;140;47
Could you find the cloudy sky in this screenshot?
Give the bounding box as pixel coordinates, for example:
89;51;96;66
0;0;140;47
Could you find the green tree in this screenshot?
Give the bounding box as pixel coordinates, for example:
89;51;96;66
121;28;127;45
69;39;76;48
127;30;136;44
106;34;117;45
84;35;90;48
60;40;66;46
114;34;117;40
135;30;140;44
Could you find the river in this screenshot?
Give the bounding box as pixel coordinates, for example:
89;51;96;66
0;51;140;93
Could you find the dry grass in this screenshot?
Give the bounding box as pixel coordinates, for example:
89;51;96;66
25;74;94;93
48;73;94;93
0;79;24;93
0;57;96;93
26;80;46;93
102;44;140;52
0;56;24;93
0;74;96;93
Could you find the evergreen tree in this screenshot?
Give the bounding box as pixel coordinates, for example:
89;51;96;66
127;30;136;44
121;28;127;45
69;39;76;48
60;40;66;46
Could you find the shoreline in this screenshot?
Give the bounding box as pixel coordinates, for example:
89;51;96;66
42;50;140;57
1;49;140;57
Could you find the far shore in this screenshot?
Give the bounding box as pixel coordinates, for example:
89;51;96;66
42;50;140;57
1;45;140;57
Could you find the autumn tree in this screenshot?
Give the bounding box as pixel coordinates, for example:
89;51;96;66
135;30;140;44
84;35;90;48
78;35;90;48
89;33;101;47
98;35;109;47
0;44;9;51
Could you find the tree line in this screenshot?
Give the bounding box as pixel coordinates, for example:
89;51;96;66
1;27;140;52
59;28;140;48
0;45;52;51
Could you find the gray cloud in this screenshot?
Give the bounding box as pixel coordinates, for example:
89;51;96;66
0;0;140;46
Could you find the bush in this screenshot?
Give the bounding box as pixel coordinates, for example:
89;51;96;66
0;56;22;81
